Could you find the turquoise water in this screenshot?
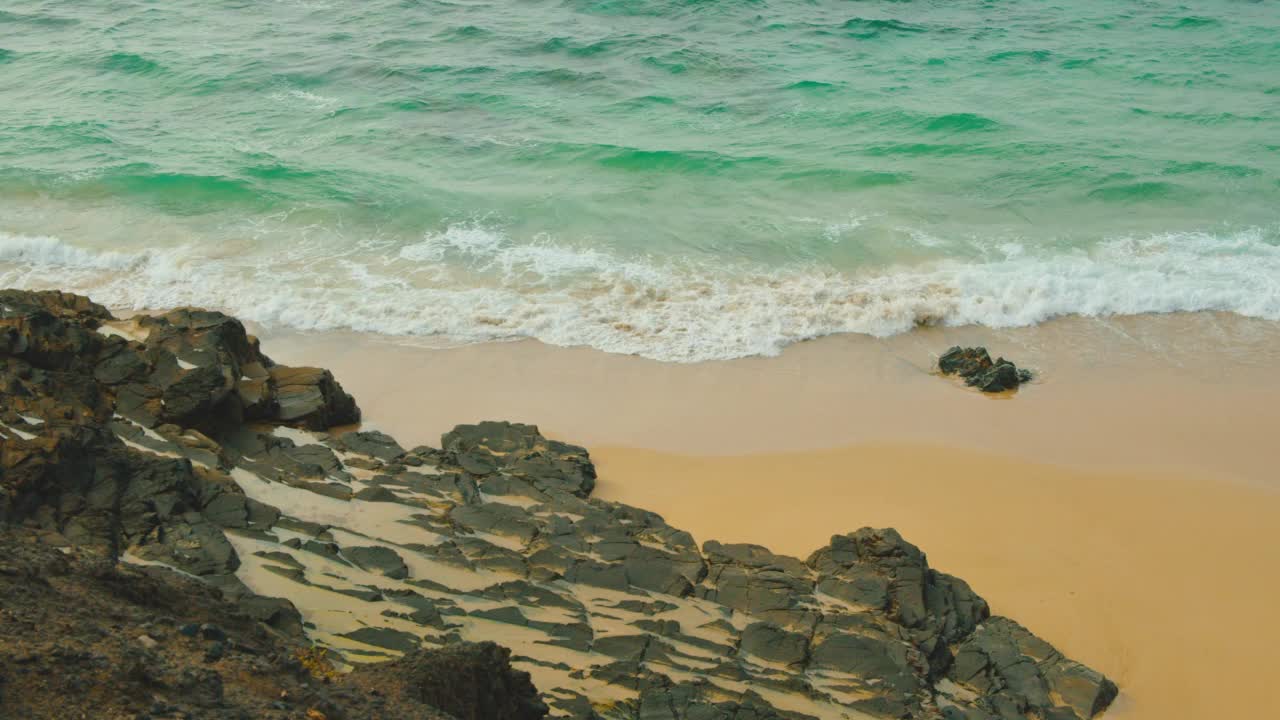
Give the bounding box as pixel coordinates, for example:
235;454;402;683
1;0;1278;360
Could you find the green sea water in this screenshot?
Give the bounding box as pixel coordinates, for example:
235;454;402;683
1;0;1278;360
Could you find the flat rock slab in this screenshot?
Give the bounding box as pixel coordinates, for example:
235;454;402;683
344;545;409;580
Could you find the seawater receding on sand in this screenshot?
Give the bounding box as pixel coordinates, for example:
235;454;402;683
263;311;1280;484
9;218;1280;363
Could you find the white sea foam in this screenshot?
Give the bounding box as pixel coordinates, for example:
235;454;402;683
1;225;1278;363
0;232;141;270
268;88;340;111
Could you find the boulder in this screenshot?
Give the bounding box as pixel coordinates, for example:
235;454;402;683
939;346;994;377
949;617;1118;720
341;626;422;654
441;422;595;498
344;545;409;580
738;622;809;667
0;289;111;325
621;547;704;597
269;366;360;430
136;308;264;378
808;629;919;694
130;516;240;577
808;528;989;647
938;346;1033;393
699;541;816;631
450;502;540;544
353;485;400;502
353;641;548;720
337;430;405;461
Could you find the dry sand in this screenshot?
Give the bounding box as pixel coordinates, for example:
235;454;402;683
261;312;1280;719
594;444;1280;720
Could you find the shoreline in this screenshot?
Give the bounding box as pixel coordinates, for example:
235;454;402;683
3;288;1129;720
263;311;1280;486
5;291;1278;717
259;310;1280;719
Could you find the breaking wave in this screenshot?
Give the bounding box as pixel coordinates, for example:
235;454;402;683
2;224;1278;363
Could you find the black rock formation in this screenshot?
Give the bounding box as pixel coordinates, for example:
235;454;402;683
1;290;1116;720
939;346;1033;392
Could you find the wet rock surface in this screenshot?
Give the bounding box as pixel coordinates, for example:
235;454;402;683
1;290;1116;720
938;346;1033;393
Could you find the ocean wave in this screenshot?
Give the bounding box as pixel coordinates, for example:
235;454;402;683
841;18;928;39
0;9;79;27
0;233;143;271
2;225;1278;363
922;113;1001;133
100;51;165;76
1086;181;1191;203
268;88;340;110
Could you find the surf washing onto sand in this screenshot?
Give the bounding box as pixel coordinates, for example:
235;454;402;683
1;0;1278;362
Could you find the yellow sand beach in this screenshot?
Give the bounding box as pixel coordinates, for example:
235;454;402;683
263;312;1280;720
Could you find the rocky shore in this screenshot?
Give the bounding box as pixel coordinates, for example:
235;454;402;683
0;290;1117;720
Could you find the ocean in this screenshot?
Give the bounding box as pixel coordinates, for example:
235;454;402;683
1;0;1277;361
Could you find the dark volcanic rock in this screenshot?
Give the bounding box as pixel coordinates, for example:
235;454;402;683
0;290;110;372
939;346;994;377
441;421;596;497
739;621;808;667
351;641;549;720
0;532;456;720
809;527;989;677
699;541;815;630
270;365;360;430
345;544;410;579
938;346;1033;393
949;616;1119;720
342;626;423;653
0;290;1117;720
354;485;401;502
131;514;241;576
338;429;405;460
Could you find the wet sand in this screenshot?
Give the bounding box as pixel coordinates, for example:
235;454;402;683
261;312;1280;719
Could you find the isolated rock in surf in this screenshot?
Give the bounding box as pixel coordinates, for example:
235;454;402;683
939;345;1034;392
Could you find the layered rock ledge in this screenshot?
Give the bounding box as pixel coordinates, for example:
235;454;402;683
0;290;1117;720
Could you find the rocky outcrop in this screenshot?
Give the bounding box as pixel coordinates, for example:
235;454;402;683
0;290;1116;720
442;421;597;498
938;346;1033;393
949;617;1119;720
352;642;548;720
0;531;545;720
0;289;358;436
270;365;360;430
